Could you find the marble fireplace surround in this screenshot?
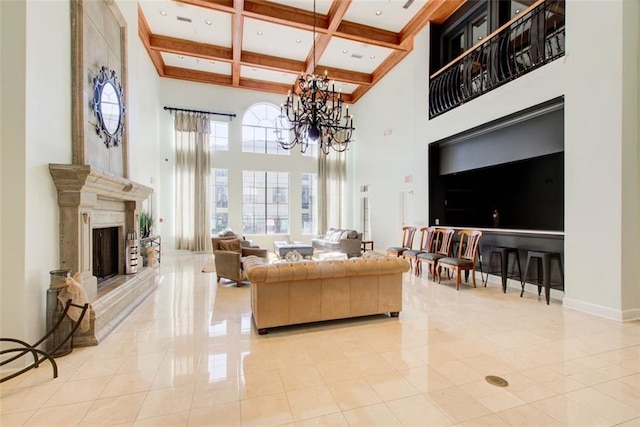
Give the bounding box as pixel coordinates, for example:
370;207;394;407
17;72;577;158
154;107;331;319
50;164;157;346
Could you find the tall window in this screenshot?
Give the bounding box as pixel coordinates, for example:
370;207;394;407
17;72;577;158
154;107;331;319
242;171;289;234
211;169;228;233
242;103;289;155
209;121;229;151
301;173;317;234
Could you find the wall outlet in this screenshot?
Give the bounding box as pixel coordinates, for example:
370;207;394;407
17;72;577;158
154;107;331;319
435;218;440;225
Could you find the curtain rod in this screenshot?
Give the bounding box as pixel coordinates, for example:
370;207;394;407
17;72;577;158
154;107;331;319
163;106;237;120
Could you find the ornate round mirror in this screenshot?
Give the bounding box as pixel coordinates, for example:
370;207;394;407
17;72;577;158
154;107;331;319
92;67;125;148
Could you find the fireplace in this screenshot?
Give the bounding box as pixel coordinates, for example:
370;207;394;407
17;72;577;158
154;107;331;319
50;164;156;346
93;227;120;285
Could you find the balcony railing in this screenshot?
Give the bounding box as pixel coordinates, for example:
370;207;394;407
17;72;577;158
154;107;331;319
429;0;565;119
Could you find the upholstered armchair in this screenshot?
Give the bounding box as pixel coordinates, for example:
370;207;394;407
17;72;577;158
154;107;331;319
212;237;268;286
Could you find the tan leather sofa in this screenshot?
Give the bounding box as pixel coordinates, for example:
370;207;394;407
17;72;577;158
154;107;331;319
244;255;410;334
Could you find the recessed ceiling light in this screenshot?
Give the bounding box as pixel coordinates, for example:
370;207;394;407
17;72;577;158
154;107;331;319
178;55;184;59
160;10;167;16
369;55;376;59
210;60;215;64
375;10;382;16
205;19;212;25
282;73;287;76
515;9;521;14
252;67;257;71
342;49;348;54
295;39;301;44
257;31;263;36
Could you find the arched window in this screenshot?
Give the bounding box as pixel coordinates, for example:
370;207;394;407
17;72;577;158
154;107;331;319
242;103;289;155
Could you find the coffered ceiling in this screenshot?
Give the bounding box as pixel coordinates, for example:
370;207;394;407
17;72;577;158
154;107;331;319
138;0;464;103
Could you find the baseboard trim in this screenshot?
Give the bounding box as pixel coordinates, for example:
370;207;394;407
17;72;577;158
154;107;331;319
562;297;633;322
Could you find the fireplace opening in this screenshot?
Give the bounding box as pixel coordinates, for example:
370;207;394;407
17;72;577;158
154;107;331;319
93;227;120;285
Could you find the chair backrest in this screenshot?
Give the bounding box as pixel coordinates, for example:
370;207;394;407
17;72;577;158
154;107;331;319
434;228;455;255
211;236;238;251
417;227;436;251
457;229;483;261
401;226;417;249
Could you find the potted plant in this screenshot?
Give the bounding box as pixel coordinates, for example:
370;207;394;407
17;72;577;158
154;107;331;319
139;211;153;238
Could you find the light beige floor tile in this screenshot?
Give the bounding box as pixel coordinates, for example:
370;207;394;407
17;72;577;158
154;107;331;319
495;404;564;426
531;394;612;426
100;369;156;398
190;376;240;408
136;383;195;420
398;366;455;393
239;368;284;399
0;381;63;413
326;378;382;410
429;360;486;386
293;412;349;426
0;410;37;426
342;402;402;426
565;387;640;424
365;371;420;401
187;401;241;426
42;377;111;407
79;392;146;426
460;380;527;412
386;394;453;426
70;357;125;381
617;416;640;426
380;348;426;369
286;384;341;421
456;413;510;426
6;253;640;427
426;386;492;423
500;372;558;402
279;364;325;391
240;392;294;426
315;358;362;384
345;352;397;377
133;411;190;426
23;401;92;426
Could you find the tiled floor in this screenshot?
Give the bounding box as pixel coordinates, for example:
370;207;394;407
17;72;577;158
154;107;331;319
1;252;639;426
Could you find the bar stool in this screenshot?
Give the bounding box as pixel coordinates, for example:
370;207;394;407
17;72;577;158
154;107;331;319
485;246;522;293
520;250;564;305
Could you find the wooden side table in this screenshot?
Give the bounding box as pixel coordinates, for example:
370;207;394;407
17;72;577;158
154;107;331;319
361;240;374;252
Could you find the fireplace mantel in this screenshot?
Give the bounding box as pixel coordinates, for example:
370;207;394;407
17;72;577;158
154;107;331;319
50;164;156;346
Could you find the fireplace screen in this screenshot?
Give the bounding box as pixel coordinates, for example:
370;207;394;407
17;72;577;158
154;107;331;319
93;227;119;284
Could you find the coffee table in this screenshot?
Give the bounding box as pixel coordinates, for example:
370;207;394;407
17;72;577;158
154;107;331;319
273;241;314;259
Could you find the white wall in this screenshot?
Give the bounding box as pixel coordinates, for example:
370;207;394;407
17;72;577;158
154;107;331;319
350;29;430;251
352;1;639;320
157;79;318;250
0;0;160;347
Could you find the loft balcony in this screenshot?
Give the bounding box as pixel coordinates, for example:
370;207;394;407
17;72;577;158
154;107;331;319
429;0;565;119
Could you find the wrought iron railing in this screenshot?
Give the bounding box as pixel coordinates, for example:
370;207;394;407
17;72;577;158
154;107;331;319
429;0;565;118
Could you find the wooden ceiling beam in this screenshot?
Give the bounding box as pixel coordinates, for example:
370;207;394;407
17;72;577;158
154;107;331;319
164;66;233;85
232;0;244;86
173;0;235;14
241;51;305;74
138;5;165;76
243;0;329;32
335;21;403;50
149;34;233;61
313;66;371;86
305;0;352;74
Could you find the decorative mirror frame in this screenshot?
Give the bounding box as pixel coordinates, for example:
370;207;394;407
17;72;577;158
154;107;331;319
92;66;126;148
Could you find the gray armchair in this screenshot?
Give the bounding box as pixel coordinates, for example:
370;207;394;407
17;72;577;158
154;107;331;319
212;237;268;286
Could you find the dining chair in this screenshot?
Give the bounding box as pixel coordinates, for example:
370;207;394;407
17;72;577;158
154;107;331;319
437;229;483;290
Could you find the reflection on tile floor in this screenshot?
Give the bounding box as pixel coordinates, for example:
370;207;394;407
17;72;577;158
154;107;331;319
1;252;639;426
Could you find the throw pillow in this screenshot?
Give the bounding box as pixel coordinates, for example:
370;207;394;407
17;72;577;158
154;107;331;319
347;230;358;239
219;238;242;253
218;228;237;237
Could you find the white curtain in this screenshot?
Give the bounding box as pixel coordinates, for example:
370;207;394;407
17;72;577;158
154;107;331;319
318;150;347;233
174;111;212;251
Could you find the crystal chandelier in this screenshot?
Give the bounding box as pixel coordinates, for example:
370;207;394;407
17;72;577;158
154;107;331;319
277;0;354;155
